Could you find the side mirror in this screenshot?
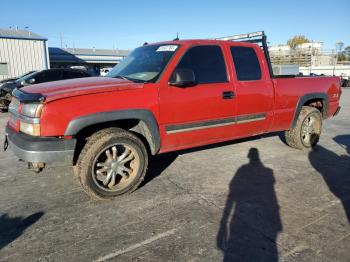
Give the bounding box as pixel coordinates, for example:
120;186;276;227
21;78;35;86
169;69;196;87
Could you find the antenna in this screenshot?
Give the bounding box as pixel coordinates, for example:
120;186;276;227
173;32;179;41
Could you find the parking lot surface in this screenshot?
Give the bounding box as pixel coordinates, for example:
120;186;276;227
0;90;349;262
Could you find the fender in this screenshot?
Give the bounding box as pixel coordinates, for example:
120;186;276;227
64;109;160;154
291;92;329;128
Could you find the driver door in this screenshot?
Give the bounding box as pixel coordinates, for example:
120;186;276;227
159;44;236;151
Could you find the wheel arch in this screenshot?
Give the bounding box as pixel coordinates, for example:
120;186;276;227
291;93;329;128
65;109;160;155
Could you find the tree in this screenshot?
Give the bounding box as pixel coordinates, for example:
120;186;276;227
287;35;311;49
343;46;350;60
337;52;347;61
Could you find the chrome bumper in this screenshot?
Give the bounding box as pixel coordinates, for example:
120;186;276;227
5;124;76;166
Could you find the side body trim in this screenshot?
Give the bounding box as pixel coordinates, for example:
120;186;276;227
165;113;267;134
236;113;266;124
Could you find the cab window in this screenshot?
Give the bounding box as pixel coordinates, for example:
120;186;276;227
175;45;227;84
230;46;262;81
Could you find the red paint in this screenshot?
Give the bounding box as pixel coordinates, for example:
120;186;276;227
15;40;341;153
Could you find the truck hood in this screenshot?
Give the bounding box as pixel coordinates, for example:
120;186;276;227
22;77;143;102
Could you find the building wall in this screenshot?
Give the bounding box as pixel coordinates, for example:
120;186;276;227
0;38;49;80
268;42;337;67
299;65;350;77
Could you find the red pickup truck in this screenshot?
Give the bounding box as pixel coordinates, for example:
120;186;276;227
5;32;341;199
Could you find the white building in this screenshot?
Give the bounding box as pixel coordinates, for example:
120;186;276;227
269;42;336;67
269;42;323;53
0;28;49;81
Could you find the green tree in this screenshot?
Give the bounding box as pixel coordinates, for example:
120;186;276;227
287;35;311;49
343;46;350;60
337;52;347;61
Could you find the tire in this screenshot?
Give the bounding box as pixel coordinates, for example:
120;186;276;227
74;127;148;199
284;106;322;150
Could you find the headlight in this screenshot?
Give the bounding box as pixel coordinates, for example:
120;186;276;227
19;103;44;136
21;103;43;117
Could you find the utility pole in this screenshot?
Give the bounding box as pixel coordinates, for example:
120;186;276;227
60;33;63;48
333;42;344;76
309;41;314;75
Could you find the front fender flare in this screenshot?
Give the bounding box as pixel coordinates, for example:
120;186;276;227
64;109;160;154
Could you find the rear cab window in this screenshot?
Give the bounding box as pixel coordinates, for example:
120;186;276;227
174;45;228;84
230;46;262;81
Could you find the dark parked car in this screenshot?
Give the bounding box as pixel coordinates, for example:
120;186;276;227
0;71;36;84
0;69;91;111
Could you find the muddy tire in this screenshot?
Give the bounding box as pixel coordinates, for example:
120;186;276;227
285;106;322;150
74;128;148;199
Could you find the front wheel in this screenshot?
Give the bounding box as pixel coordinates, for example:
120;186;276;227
75;128;148;199
285;106;323;149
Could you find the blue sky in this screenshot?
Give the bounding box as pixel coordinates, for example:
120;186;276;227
1;0;349;51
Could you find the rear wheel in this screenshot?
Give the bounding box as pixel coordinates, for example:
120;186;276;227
285;106;322;149
75;128;148;199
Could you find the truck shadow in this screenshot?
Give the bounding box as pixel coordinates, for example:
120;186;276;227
217;148;282;261
142;132;281;187
0;212;44;250
141;153;178;186
333;135;350;155
309;138;350;224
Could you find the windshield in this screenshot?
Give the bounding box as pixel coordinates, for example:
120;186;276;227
16;71;38;84
106;44;179;83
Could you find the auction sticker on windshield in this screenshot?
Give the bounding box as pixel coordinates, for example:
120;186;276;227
156;45;178;52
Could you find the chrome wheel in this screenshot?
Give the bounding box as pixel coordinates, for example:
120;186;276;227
301;114;321;147
92;144;140;192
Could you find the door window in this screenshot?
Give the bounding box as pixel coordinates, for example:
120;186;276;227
230;46;262;81
175;45;227;84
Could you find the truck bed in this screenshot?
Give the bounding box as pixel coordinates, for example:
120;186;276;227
270;76;341;131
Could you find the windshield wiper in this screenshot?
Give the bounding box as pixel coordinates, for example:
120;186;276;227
113;75;146;83
114;75;130;81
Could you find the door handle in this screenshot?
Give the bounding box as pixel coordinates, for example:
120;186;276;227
222;91;235;99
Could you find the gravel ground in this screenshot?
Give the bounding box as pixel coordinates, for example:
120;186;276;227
0;89;349;262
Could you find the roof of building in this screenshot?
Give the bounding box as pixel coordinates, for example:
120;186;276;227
0;28;47;41
49;47;130;57
48;47;130;64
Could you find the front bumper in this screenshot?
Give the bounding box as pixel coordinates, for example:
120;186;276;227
5;124;76;166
